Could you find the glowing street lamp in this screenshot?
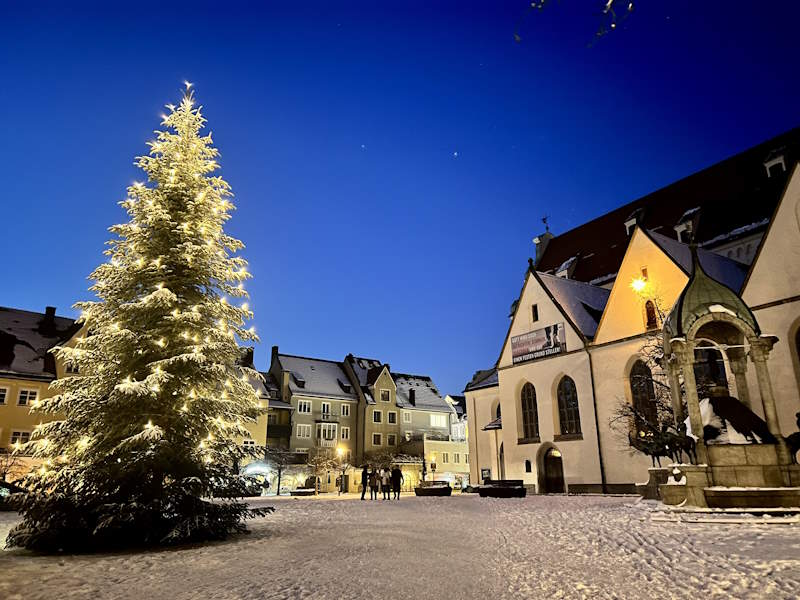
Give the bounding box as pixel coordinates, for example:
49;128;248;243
630;277;647;294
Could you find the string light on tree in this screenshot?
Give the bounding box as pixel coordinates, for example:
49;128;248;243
8;83;271;552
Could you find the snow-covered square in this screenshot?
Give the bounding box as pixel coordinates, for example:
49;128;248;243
2;494;799;600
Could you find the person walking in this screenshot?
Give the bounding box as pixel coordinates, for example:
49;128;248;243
381;468;391;500
391;465;403;500
360;465;369;501
369;468;379;500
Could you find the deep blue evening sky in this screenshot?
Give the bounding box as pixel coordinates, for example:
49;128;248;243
2;1;798;394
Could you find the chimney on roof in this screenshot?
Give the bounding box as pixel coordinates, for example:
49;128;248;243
409;388;416;406
271;345;279;363
240;347;255;367
532;231;554;266
44;306;56;323
39;306;57;335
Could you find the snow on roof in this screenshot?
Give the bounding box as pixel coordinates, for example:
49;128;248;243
699;219;770;248
464;367;498;392
647;230;748;292
392;373;451;413
0;306;78;380
277;354;358;401
538;272;610;339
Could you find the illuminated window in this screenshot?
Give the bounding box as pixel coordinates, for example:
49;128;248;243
645;300;658;329
557;376;581;435
18;389;37;406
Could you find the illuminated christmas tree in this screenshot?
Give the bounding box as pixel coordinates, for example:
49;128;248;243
8;83;269;551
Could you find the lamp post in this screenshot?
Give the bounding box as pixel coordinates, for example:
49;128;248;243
429;454;437;482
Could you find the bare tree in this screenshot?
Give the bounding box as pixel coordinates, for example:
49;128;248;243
0;450;24;483
263;446;298;496
305;449;339;495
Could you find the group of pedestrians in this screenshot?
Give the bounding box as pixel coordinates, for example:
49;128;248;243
360;465;403;500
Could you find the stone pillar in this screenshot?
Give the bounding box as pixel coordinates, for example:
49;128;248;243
750;342;791;465
728;353;751;409
678;345;708;465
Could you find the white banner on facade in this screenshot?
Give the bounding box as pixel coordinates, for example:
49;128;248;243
511;323;566;364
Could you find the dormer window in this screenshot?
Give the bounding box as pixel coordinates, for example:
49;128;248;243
764;153;786;178
674;222;689;243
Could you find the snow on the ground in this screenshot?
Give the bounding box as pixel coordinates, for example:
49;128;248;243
1;494;799;600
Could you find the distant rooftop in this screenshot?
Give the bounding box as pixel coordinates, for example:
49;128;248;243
0;306;78;380
393;372;451;413
464;367;498;392
536;126;800;283
277;353;358;401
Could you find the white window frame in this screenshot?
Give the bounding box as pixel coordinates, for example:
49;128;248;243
341;426;350;440
372;409;382;423
388;411;397;424
341;403;350;417
372;433;382;446
387;434;396;446
297;400;312;414
0;387;7;405
430;413;447;428
18;389;37;406
453;453;460;464
403;411;412;424
321;401;331;415
242;439;256;448
316;422;337;441
296;424;311;439
441;452;449;464
380;389;390;402
295;447;309;454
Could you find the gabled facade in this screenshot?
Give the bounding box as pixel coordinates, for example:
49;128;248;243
465;131;800;493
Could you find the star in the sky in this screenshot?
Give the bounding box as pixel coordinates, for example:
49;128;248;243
453;151;459;158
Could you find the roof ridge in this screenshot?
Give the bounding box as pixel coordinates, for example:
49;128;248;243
278;352;345;365
545;125;800;241
537;271;611;291
0;306;75;321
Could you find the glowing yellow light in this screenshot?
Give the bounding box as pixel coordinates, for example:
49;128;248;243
630;277;647;293
156;338;165;347
144;420;154;430
78;437;90;449
242;302;249;311
204;455;212;464
180;403;188;412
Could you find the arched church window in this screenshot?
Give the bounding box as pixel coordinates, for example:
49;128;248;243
525;459;532;473
645;300;658;329
557;376;581;435
629;360;658;433
520;383;539;440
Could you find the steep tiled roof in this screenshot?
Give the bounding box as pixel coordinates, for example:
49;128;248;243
646;230;749;293
464;367;498;392
536;127;800;283
392;373;451;413
538;272;610;339
448;394;467;417
257;370;281;399
0;306;79;380
277;354;358;401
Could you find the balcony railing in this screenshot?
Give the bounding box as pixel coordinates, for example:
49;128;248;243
317;438;336;448
315;411;340;422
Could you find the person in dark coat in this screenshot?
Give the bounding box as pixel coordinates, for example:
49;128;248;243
369;468;379;500
391;465;403;499
360;465;369;500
